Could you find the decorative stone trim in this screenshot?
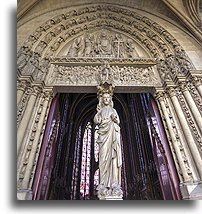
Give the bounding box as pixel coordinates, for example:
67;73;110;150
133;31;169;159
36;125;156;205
17;89;53;189
187;82;202;114
154;90;193;182
175;87;202;152
17;83;33;127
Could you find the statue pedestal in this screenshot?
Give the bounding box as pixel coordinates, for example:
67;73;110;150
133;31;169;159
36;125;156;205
96;183;123;200
100;195;123;200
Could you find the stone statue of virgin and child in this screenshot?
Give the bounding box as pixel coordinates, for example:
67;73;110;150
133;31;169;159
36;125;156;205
94;83;123;200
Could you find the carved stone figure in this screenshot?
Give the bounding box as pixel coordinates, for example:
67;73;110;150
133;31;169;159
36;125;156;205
96;31;112;56
17;46;32;71
21;53;40;75
94;84;122;199
67;37;81;57
33;58;50;81
157;59;171;81
99;61;113;84
83;35;94;57
125;39;139;58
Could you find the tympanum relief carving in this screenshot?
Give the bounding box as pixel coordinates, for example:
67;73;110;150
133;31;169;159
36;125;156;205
38;30;161;87
61;30;141;58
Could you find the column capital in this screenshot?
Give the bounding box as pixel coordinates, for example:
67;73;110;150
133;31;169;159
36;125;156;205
17;80;28;91
32;85;42;96
166;86;177;97
42;90;54;101
178;81;189;92
154;91;165;102
186;70;202;87
192;76;202;87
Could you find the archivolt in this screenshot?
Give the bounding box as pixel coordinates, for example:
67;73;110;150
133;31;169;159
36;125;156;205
22;5;185;59
18;4;195;82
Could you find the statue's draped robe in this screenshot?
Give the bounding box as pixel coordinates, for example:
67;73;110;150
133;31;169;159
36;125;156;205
94;106;122;188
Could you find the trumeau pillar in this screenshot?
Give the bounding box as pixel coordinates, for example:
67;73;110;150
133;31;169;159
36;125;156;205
17;87;53;200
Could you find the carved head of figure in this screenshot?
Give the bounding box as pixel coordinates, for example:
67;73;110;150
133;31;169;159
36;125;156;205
97;92;114;111
97;83;114;110
100;31;107;38
102;93;111;106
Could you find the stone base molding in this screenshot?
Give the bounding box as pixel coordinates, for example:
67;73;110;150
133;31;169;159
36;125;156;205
180;181;202;200
96;183;123;200
17;189;33;200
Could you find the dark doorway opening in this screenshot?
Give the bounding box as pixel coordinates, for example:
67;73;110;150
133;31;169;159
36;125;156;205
32;93;181;200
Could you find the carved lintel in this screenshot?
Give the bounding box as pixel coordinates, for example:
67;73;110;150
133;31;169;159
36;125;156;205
46;62;160;87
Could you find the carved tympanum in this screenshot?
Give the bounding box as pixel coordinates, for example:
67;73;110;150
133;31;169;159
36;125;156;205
64;30;140;58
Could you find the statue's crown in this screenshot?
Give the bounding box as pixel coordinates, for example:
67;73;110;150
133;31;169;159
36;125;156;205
97;82;114;98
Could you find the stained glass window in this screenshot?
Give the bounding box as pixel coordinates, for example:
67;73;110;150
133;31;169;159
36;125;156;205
94;169;99;188
80;122;92;199
71;125;82;199
94;125;99;162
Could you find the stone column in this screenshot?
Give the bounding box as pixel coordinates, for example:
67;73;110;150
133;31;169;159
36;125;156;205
17;79;27;106
19;91;53;190
193;77;202;98
155;91;196;182
17;85;41;157
167;87;202;179
179;82;202;133
188;70;202;98
187;82;202;115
